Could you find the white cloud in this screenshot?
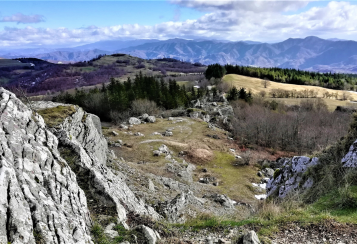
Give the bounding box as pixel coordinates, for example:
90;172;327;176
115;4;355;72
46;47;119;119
1;1;357;47
0;13;45;24
171;0;309;13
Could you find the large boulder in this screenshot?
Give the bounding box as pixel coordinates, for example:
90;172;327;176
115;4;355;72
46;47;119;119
146;116;156;123
129;117;141;125
0;88;93;243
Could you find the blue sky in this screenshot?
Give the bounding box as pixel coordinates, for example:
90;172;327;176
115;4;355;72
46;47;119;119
1;1;357;48
0;1;204;28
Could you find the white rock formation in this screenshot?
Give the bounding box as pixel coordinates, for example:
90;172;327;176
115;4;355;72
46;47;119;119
0;88;93;244
266;156;318;198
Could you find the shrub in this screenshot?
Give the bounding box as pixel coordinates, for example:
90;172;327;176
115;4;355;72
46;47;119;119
131;99;160;116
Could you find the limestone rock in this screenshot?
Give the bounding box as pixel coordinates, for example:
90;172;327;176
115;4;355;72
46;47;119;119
104;223;119;238
203;193;236;208
240;231;261;244
262;168;274;178
134;225;160;244
32;100;160;225
147;116;156;123
119;124;128;130
157;191;205;223
141;113;149;120
129;117;141;125
342;139;357;167
266;156;318;198
0;88;93;244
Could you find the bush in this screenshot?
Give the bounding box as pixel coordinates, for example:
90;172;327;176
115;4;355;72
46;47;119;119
131;99;160;116
110;110;131;125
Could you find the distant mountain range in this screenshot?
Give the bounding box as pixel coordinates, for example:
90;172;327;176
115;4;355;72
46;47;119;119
1;36;357;73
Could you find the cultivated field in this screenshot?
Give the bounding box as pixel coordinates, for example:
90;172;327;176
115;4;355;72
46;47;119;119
223;74;357;111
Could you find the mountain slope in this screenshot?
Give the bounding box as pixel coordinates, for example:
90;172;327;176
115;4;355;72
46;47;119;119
119;36;357;73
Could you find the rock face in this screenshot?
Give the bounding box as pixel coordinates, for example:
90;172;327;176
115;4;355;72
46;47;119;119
342;139;357;167
0;88;93;243
266;156;318;198
32;101;160;224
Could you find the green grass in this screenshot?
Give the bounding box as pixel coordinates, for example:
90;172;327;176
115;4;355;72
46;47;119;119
175;185;357;239
37;105;77;127
310;185;357;223
202;151;260;202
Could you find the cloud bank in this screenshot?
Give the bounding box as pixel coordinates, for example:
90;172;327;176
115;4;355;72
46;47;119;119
0;1;357;47
0;13;45;24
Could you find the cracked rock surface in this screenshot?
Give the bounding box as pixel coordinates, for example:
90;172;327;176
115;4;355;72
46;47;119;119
0;88;93;244
32;100;160;224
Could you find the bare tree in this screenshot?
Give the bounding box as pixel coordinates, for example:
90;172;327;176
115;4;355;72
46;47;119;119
261;78;271;88
341;91;351;101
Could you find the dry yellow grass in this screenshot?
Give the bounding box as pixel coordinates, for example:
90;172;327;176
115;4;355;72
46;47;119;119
223;74;357;111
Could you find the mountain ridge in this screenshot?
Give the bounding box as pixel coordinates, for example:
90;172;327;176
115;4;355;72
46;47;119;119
1;36;357;73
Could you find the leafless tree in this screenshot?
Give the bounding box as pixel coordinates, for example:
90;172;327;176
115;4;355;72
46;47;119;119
261;78;271;88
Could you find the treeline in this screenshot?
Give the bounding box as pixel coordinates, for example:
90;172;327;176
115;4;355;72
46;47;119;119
53;73;212;121
225;64;357;90
232;98;351;154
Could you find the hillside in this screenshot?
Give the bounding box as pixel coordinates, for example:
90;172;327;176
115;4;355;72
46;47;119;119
0;55;205;95
224;74;357;111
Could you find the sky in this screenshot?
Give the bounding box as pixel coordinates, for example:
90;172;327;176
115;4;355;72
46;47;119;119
1;0;357;48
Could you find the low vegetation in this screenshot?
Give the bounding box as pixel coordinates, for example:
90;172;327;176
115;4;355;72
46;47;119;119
36;105;76;127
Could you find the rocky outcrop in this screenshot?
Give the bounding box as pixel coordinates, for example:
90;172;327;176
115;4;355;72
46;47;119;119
0;88;93;243
32;101;160;225
342;139;357;167
156;191;205;223
266;156;318;198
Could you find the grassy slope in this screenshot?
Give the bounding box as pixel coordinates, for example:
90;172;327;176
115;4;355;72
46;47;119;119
223;74;357;111
103;117;260;203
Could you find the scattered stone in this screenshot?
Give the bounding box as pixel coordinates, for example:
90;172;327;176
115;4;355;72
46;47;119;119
142;113;149;120
257;171;263;177
203;193;235;208
230;148;235;153
134;132;144;136
148;179;155;191
164;130;173;137
202;168;208;173
147;116;156;123
262;168;274;178
153;150;161;156
120;124;128;129
152;132;162;136
168;117;174;121
158;144;170;154
129;117;141;125
104;223;119;238
112;130;119;136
